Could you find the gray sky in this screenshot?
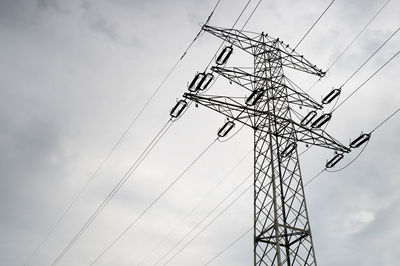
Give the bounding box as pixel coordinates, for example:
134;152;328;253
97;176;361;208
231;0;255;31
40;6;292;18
1;0;400;265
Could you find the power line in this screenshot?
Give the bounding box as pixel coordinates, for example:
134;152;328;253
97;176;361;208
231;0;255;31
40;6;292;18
90;138;218;265
307;104;400;177
306;103;400;178
137;150;251;265
332;48;400;112
294;0;336;50
180;0;223;60
371;105;400;133
56;0;260;261
205;0;253;71
306;0;391;93
204;226;252;265
25;1;223;264
301;21;398;157
301;48;399;157
304;169;326;187
340;24;400;88
154;172;253;265
164;182;253;265
134;2;263;263
51;119;173;265
241;0;263;30
327;0;391;72
320;103;400;175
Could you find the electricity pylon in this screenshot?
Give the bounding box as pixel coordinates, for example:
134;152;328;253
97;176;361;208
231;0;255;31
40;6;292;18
184;25;350;265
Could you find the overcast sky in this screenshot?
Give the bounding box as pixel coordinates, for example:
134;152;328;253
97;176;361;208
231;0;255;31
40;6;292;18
1;0;400;265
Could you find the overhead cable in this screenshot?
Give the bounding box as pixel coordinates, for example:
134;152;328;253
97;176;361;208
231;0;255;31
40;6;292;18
51;119;173;265
327;0;391;72
241;0;263;30
294;0;336;50
340;24;400;88
154;172;253;265
306;0;390;93
371;105;400;133
204;226;252;265
180;0;222;60
332;48;400;112
164;182;253;265
25;1;224;264
90;138;218;265
137;150;251;265
90;1;263;263
204;0;254;71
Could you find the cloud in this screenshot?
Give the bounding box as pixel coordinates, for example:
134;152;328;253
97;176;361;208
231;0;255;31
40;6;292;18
1;0;400;265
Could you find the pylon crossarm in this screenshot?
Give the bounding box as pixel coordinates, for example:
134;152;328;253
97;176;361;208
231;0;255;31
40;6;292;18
211;66;254;92
184;93;350;153
202;25;263;54
203;25;325;77
277;41;325;77
262;119;350;153
211;66;323;109
183;93;257;128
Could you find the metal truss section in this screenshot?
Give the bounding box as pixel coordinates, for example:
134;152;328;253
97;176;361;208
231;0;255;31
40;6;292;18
210;66;323;110
183;93;349;153
186;26;349;265
202;25;326;77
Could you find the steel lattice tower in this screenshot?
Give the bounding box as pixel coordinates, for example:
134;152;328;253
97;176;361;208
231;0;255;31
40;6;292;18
184;25;349;265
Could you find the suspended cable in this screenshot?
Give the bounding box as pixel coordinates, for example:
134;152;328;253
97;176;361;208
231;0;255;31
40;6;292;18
306;104;400;178
51;119;173;265
180;0;222;60
204;226;252;265
90;138;218;265
154;172;253;265
25;2;223;264
241;0;263;30
137;150;251;265
327;0;391;72
204;0;253;71
340;25;400;88
371;105;400;133
87;2;259;264
327;143;370;173
164;182;253;265
332;48;400;112
306;36;400;147
137;7;262;260
306;0;390;93
294;0;335;50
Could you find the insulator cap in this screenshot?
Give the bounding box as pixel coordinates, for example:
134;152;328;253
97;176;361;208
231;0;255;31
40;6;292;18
281;142;297;158
245;89;263;106
311;113;332;128
217;121;235;138
170;100;188;118
198;73;214;91
188;73;205;92
326;153;344;168
188;73;214;92
350;133;371;148
322;88;341;104
301;111;317;126
216;46;233;65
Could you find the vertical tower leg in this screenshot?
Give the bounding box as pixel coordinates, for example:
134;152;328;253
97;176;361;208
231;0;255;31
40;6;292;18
253;36;316;266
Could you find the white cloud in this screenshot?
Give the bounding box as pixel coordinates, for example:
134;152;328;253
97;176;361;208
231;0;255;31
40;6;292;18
1;0;400;265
